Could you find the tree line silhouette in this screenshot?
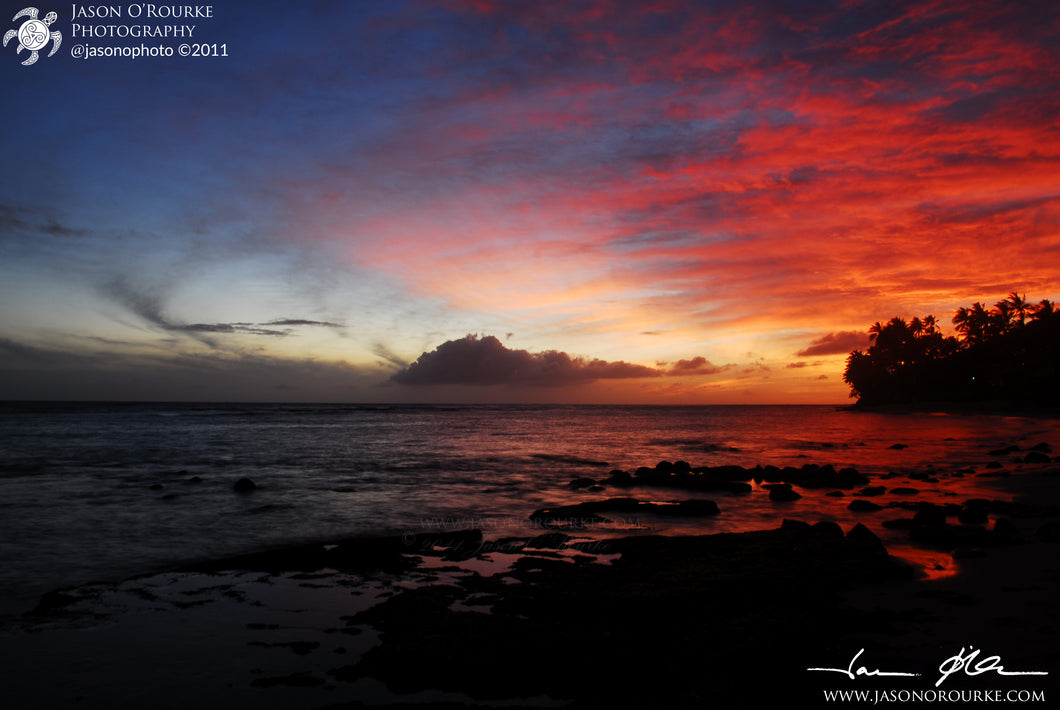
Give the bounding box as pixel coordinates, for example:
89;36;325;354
843;293;1059;406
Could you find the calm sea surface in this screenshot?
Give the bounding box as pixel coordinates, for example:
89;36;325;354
1;402;1057;615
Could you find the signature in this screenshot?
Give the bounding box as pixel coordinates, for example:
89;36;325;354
807;648;919;680
808;647;1049;687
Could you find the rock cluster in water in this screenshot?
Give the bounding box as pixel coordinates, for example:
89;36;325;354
572;459;869;493
530;497;720;526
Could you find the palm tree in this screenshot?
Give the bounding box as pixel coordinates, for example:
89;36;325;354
992;299;1015;335
1006;292;1029;327
954;303;991;345
952;307;971;343
1030;299;1055;322
922;314;938;335
868;321;884;342
873;317;914;370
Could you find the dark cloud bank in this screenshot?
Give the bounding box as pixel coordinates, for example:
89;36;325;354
391;334;726;387
0;337;376;402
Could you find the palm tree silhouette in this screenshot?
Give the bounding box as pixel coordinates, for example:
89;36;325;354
953;302;991;345
846;291;1056;405
992;299;1015;335
953;307;971;341
1030;299;1055;322
1005;292;1029;327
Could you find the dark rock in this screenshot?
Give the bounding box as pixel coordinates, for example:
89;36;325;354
825;490;846;497
988;445;1020;456
590;497;646;512
538;497;721;520
233;477;257;493
962;500;992;523
1023;451;1051;464
993;518;1019;541
187;476;203;483
278;640;320;655
781;519;812;533
182;534;420;575
846;523;887;555
952;546;986;559
251;671;325;688
912;506;948;526
149;483;164;491
882;518;916;530
769;485;801;502
568;477;597;490
529;511;609;527
530;498;643;527
985;461;1003;469
888;443;908;450
756;463;868;490
837;467;867;484
413;529;488;561
340;525;917;703
635;466;657;479
962;498;993;511
890;487;919;495
610;460;869;494
856;486;886;497
911;512;945;527
1035;522;1060;542
523;532;572;549
1031;442;1053;453
957;507;988;525
848;499;883;512
588;485;605;492
32;590;79;614
663;499;721;516
812;521;844;538
910;523;989;548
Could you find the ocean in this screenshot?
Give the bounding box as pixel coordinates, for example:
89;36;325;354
1;402;1056;616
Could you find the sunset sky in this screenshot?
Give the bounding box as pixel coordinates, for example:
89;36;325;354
1;0;1057;403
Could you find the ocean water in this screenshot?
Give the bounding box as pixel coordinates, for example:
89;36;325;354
0;402;1057;615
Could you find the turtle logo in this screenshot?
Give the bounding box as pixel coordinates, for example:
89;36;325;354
4;7;62;66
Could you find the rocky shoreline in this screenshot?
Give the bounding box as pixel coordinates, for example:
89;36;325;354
4;446;1059;708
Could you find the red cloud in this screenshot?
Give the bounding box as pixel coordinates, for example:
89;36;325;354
797;332;870;357
664;356;731;376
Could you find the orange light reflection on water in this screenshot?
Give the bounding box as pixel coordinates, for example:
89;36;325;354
885;543;959;581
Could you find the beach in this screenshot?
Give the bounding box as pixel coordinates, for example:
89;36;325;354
0;404;1058;707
